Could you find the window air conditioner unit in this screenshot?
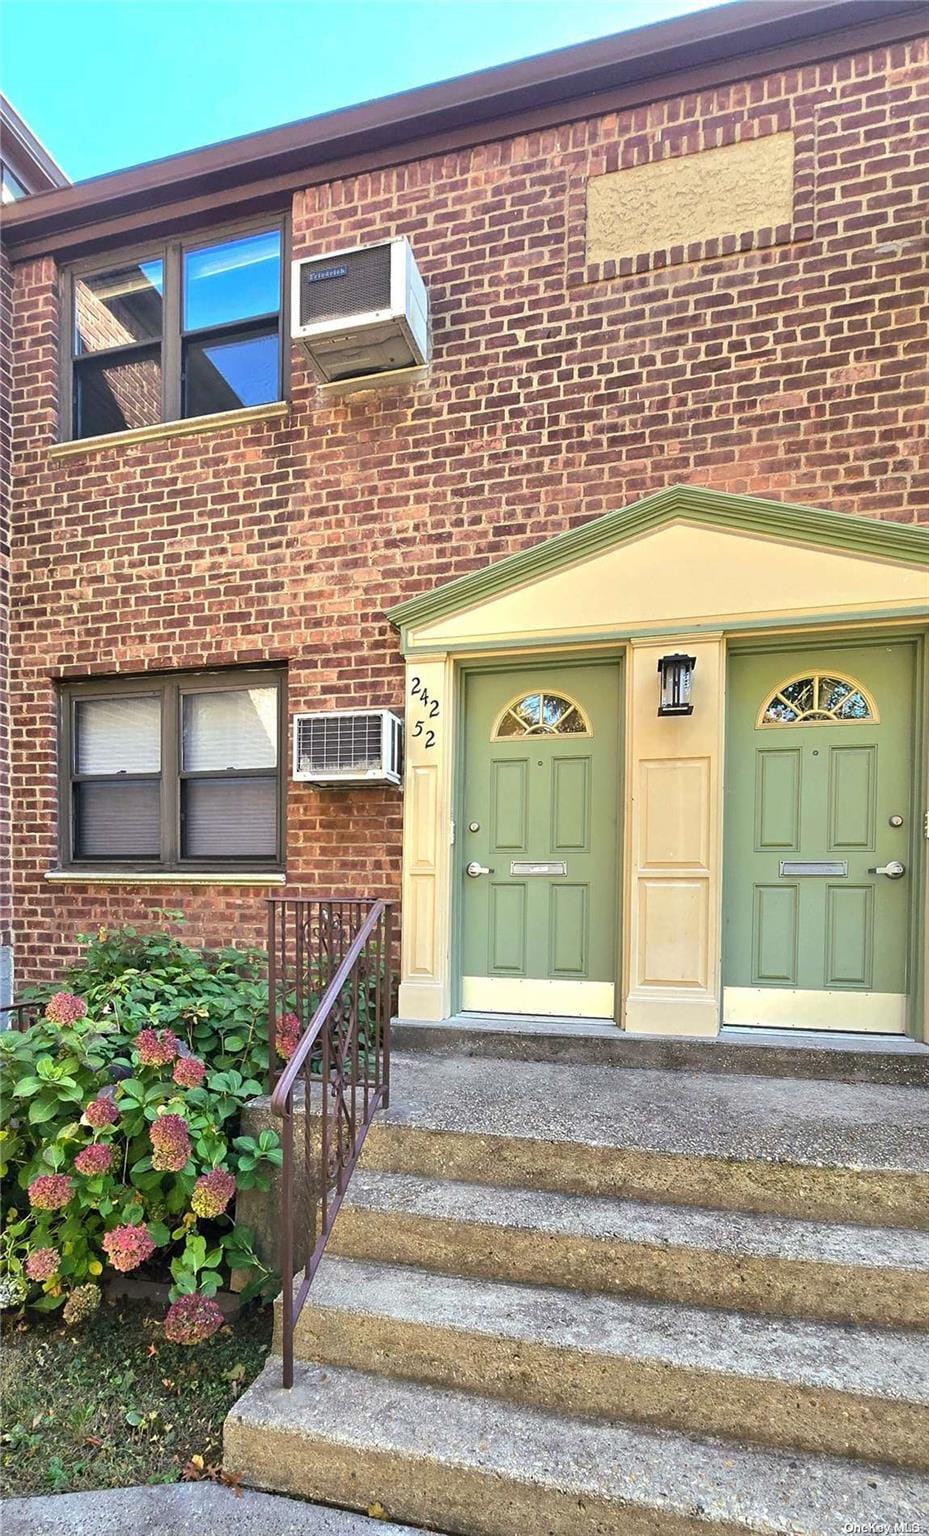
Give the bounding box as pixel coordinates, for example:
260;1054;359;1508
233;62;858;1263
291;236;430;385
292;710;403;786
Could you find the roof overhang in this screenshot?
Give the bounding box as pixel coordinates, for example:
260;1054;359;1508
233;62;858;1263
0;95;69;196
2;0;925;262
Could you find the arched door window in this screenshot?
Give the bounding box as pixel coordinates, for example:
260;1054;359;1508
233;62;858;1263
757;672;878;727
493;691;591;739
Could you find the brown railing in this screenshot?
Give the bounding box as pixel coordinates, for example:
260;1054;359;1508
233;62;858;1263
268;896;394;1387
0;1001;41;1032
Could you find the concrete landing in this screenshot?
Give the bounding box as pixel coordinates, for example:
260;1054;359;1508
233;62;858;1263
391;1015;929;1085
360;1053;929;1224
380;1052;929;1168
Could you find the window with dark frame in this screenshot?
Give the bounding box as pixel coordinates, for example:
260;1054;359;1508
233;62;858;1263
66;222;284;441
60;670;285;871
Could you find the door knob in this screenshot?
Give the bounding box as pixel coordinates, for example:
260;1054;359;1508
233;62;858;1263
868;859;906;879
465;861;493;878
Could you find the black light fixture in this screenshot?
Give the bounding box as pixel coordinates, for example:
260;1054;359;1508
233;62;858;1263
657;653;696;716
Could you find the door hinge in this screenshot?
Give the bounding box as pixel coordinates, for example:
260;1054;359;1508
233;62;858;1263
450;820;455;845
924;810;929;840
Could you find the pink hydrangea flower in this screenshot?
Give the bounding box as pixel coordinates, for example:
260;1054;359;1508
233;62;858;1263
44;992;87;1025
28;1174;73;1211
191;1169;236;1220
135;1028;180;1067
82;1095;119;1129
25;1247;60;1282
102;1223;156;1273
63;1283;101;1326
164;1293;224;1345
172;1056;206;1089
75;1142;115;1177
276;1010;301;1062
149;1113;191;1172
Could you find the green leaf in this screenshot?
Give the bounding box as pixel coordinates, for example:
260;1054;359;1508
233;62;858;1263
146;1220;170;1247
31;1292;65;1312
28;1099;59;1125
13;1076;43;1098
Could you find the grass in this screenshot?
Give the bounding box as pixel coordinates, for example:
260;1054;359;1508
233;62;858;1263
0;1298;273;1497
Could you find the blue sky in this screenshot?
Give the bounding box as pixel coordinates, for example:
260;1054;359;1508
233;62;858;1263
2;0;719;184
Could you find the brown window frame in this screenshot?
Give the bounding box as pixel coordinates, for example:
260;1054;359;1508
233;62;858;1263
58;668;287;873
59;213;291;443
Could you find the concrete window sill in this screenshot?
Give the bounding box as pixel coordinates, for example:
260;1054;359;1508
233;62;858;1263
47;400;289;460
44;870;287;886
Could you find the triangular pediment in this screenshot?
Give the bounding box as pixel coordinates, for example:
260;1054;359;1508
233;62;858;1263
389;486;928;651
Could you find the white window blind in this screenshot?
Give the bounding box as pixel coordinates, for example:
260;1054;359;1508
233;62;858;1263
75;695;161;774
182;687;277;770
75;782;161;857
182;779;278;858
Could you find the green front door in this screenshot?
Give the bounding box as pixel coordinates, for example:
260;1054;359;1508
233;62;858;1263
460;663;620;1018
724;642;915;1032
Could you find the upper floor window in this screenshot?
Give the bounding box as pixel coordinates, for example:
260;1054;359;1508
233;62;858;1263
58;669;285;871
65;221;285;440
1;161;28;203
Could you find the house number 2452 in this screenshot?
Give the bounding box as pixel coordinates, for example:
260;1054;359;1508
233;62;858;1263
410;675;440;749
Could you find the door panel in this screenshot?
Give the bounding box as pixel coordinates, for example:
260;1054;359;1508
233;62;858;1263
550;884;588;976
490;759;528;850
725;642;913;1032
824;884;872;987
552;757;591;851
754;750;802;851
753;884;798;984
490;883;526;973
828;747;876;851
461;663;619;1018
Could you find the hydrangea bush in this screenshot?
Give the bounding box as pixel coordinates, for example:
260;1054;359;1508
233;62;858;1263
1;918;285;1342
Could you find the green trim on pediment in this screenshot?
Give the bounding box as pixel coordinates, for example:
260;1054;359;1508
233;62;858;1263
388;485;929;634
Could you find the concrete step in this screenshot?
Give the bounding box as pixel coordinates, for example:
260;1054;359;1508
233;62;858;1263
393;1015;929;1087
225;1359;929;1536
285;1255;929;1469
330;1169;929;1328
362;1052;929;1226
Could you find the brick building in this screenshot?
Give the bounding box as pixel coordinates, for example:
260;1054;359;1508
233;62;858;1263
0;94;68;1007
1;0;927;1041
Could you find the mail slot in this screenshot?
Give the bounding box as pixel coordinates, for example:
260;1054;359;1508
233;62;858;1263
779;860;848;877
510;860;567;877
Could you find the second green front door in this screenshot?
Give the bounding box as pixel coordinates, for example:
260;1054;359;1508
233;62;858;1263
724;642;915;1032
460;663;620;1018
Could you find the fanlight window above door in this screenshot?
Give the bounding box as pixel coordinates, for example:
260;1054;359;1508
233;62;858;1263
758;672;878;727
493;692;591;739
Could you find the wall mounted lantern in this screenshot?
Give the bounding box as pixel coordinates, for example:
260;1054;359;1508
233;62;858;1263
657;653;696;716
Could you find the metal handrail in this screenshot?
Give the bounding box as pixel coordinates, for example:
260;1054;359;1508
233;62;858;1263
270;900;388;1115
269;897;393;1386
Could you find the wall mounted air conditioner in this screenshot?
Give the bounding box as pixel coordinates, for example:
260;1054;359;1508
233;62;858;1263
291;236;430;385
293;710;403;786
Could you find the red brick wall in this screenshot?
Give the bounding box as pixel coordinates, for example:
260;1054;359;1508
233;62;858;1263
8;33;929;982
1;241;12;985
